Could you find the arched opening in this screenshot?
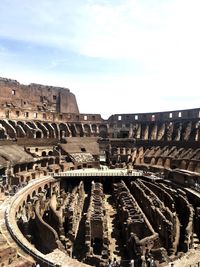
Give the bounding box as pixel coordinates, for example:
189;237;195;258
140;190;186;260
38;187;42;193
92;238;103;255
44;184;51;198
157;158;163;166
51;123;59;139
48;158;54;165
69;124;77;137
179;160;187;170
18;206;22;214
99;125;108;138
188;161;195;172
27;162;33;170
92;124;97;133
75;124;84;137
59;123;70;138
150;158;156;165
36;131;42;138
84;124;91;136
0;129;6;139
42;151;47;157
27;194;31;203
55;157;59;164
41;160;47;167
36;122;48;138
164;158;171;168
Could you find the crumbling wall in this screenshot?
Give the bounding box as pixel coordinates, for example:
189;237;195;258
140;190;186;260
59;181;86;255
85;182;109;263
113;181;159;259
0;77;79;114
130;180;179;255
142;180;175;211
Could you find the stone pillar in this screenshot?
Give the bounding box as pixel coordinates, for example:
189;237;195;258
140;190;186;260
73;123;78;137
81;123;86;137
136;123;141;139
89;124;94;136
66;123;72;137
128;124;133;138
195;121;200;141
157;123;165;140
150;124;158;140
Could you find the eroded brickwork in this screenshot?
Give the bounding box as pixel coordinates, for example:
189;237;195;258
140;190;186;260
0;77;200;267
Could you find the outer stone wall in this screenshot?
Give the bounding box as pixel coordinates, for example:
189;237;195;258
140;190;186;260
0;77;79;114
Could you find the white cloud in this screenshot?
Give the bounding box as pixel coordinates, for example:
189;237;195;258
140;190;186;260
0;0;200;117
1;0;200;72
0;67;199;119
1;1;199;56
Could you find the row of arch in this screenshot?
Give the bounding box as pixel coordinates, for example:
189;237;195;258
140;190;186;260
1;119;200;142
119;120;200;142
147;157;200;174
0;119;109;139
110;145;200;173
16;182;53;220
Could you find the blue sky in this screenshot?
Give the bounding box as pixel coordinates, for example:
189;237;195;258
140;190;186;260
0;0;200;118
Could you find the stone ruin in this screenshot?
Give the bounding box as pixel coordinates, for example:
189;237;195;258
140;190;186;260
0;77;200;266
85;182;109;265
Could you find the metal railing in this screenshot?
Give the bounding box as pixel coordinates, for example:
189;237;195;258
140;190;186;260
52;170;143;177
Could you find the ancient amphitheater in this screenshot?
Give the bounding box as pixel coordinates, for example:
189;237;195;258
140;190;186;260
0;77;200;267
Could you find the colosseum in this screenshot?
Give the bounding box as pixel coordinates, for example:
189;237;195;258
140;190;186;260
0;77;200;267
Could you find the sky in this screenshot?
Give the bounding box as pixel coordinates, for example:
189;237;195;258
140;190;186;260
0;0;200;119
